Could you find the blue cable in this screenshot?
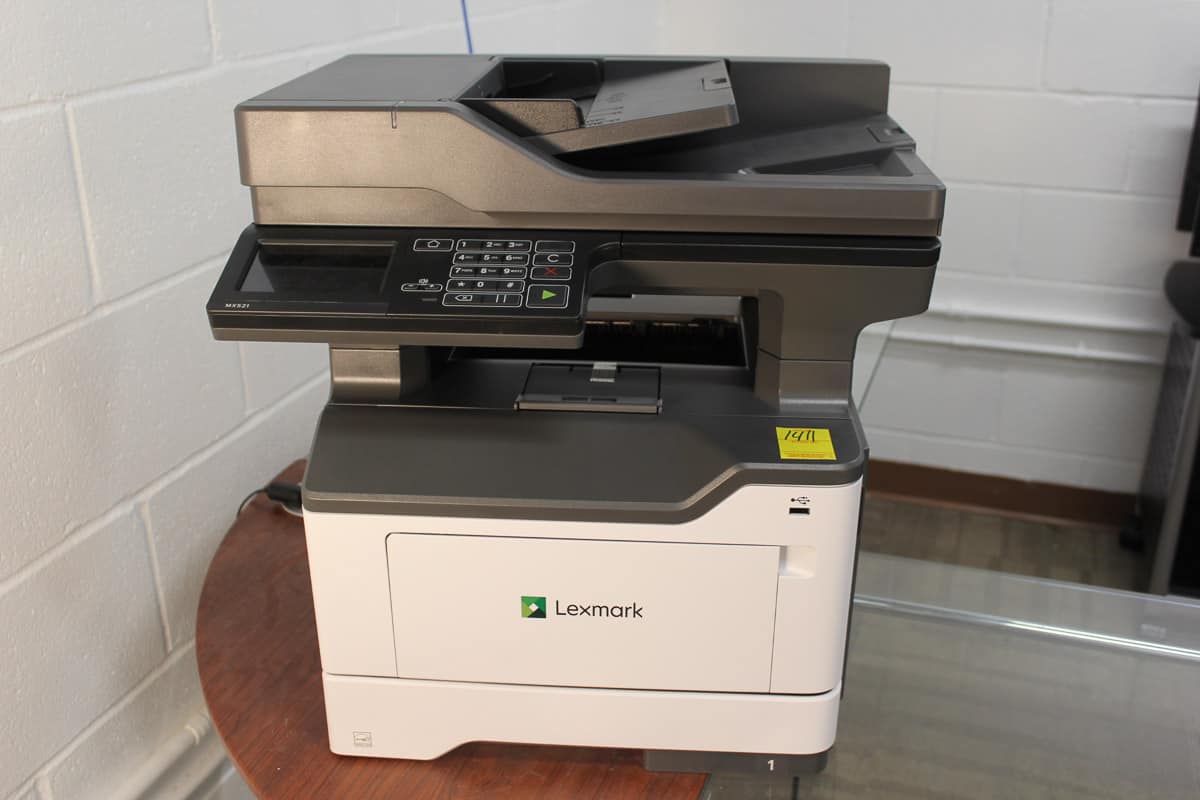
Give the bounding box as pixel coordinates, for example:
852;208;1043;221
460;0;475;53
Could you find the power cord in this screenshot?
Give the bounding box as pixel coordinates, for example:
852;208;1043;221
237;481;304;517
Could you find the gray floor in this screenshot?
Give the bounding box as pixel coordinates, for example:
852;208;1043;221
860;494;1144;592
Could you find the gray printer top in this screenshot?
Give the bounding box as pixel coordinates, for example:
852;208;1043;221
236;55;944;236
250;55;739;153
212;55;946;517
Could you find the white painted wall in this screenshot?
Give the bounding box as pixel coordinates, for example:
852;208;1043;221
4;0;1199;796
651;0;1200;492
0;3;467;798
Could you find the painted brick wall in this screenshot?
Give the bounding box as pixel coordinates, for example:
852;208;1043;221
653;0;1200;492
0;3;467;798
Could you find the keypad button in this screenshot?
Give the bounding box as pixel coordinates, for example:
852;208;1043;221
527;284;569;309
450;266;478;277
443;292;523;308
477;264;529;276
449;279;526;293
453;253;481;265
530;266;572;281
535;240;575;253
400;282;444;292
532;253;573;267
477;252;529;265
458;239;532;252
413;238;454;251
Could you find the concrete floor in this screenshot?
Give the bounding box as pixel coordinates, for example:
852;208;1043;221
860;494;1144;592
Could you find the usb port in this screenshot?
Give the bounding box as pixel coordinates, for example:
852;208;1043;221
788;507;810;515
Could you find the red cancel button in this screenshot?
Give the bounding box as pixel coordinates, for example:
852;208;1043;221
530;266;572;280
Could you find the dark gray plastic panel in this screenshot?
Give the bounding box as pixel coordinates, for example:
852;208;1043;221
235;55;945;236
302;400;866;520
252;54;497;102
530;60;737;153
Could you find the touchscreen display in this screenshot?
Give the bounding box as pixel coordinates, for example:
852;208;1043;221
238;242;393;295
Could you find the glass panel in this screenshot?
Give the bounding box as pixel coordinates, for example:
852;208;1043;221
703;555;1200;798
238;242;393;295
853;320;894;410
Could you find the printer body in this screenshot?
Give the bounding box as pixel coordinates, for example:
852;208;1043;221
207;55;944;769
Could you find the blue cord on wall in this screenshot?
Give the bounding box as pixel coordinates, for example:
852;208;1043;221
460;0;475;53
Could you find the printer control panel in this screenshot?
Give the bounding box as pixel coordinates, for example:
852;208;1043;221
207;225;609;347
402;237;579;312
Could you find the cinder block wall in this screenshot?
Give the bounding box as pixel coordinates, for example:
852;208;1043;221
0;3;468;798
4;0;1199;797
648;0;1200;492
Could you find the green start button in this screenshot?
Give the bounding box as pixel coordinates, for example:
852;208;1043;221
526;284;569;309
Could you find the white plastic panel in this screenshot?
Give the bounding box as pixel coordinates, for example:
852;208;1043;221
771;486;861;693
303;478;863;683
387;533;779;692
324;674;841;760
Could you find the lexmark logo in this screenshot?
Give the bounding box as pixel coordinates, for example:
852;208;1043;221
556;600;643;619
520;594;644;619
520;596;546;619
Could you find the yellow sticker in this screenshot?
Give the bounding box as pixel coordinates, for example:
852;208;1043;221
776;427;837;461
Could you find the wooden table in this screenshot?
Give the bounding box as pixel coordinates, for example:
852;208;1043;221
196;462;708;799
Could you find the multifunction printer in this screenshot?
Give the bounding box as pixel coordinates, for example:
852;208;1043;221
207;54;944;776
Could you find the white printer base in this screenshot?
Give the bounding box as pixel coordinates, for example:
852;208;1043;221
322;672;841;760
305;480;862;761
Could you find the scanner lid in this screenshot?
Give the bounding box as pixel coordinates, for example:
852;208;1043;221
250;54;739;155
237;55;945;236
